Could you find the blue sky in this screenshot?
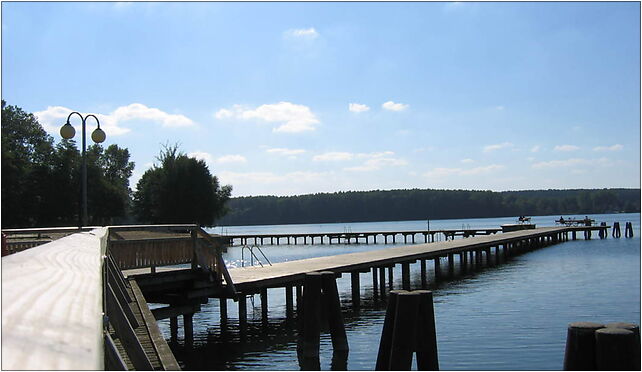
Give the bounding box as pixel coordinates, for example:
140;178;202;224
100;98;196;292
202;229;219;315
2;2;640;196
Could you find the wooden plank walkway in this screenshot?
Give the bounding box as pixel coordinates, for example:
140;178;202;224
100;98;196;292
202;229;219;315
226;226;568;290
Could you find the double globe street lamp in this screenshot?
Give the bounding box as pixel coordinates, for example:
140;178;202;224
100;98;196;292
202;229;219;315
59;112;106;227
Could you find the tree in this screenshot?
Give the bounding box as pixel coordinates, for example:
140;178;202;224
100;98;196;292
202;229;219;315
1;100;57;227
1;101;136;227
133;145;232;226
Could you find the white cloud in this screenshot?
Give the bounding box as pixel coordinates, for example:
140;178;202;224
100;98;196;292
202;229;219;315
349;103;370;113
344;157;407;172
461;158;475;164
188;151;247;164
34;103;194;138
215;102;320;133
382;101;409;111
424;164;504;178
313;152;355;162
495;105;505;111
531;145;541;153
531;157;611;169
217;154;247;164
188;151;215;163
284;27;319;39
483;142;514;152
554;144;580;152
593;144;623;152
266;148;306;156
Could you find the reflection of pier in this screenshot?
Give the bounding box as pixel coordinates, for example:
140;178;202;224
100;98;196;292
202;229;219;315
225;228;503;246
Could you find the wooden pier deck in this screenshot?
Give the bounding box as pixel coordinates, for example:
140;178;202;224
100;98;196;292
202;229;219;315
227;226;563;290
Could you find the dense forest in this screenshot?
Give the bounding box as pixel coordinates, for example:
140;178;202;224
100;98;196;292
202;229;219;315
218;188;641;226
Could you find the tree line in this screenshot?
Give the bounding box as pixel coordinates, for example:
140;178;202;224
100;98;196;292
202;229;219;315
1;101;231;228
218;188;641;226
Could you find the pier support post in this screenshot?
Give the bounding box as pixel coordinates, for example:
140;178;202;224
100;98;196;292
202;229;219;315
260;288;268;324
372;267;379;299
286;285;294;319
220;298;228;322
379;267;387;298
184;313;193;346
420;259;427;288
613;222;621;238
572;231;577;240
387;266;394;290
401;262;410;290
447;253;455;276
625;222;634;238
170;316;178;343
321;272;349;353
351;271;361;309
563;321;604;370
434;257;441;280
461;251;468;273
298;273;322;368
596;327;638;370
238;295;247;331
485;248;493;267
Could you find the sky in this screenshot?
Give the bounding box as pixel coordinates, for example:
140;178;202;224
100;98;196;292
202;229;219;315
2;1;640;197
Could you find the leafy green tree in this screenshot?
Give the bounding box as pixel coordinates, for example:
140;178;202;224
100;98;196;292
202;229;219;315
1;101;135;227
133;145;232;226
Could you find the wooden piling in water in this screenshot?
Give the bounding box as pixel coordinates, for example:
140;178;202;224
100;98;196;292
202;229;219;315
434;257;441;280
447;253;455;275
238;294;247;330
402;262;411;290
220;298;227;321
260;288;268;323
286;285;294;319
604;323;640;370
320;271;349;353
379;267;387;298
420;259;427;288
375;290;439;370
387;266;394;290
563;321;604;370
372;267;379;299
595;327;637;370
625;222;634;238
351;271;360;308
170;316;178;343
299;273;322;360
184;313;193;346
613;222;621;238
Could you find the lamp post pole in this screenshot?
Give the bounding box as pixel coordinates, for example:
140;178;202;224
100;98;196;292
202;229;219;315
60;112;106;228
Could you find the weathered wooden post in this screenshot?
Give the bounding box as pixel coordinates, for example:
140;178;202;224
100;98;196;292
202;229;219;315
387;266;394;290
434;257;442;280
625;222;634;238
238;294;247;331
298;273;322;368
415;290;439;370
379;267;387;298
421;259;428;288
170;316;178;343
375;290;439;370
285;285;294;319
351;271;361;309
599;222;606;239
595;327;637;370
613;222;621;238
375;290;406;370
402;262;411;290
447;253;455;275
604;323;640;370
563;321;604;370
389;292;421;370
260;288;269;324
220;298;228;322
320;271;349;353
372;267;379;299
184;313;194;346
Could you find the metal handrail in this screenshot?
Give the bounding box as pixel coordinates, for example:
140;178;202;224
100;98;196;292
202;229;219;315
241;244;272;268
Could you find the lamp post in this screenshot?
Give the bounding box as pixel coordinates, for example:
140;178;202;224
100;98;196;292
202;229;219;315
59;112;106;227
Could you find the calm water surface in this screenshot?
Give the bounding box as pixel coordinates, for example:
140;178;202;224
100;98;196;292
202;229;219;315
158;213;640;370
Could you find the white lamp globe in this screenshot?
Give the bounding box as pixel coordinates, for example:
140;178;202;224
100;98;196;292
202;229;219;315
91;128;106;143
60;123;76;139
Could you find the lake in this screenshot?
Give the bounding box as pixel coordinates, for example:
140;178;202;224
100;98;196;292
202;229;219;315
158;213;640;370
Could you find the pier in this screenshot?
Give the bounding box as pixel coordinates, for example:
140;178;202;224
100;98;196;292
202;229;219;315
223;227;502;246
1;222;612;369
